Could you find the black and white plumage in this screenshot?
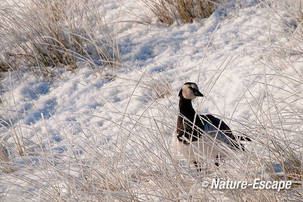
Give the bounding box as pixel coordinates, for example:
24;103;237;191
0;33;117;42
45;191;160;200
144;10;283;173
174;82;250;168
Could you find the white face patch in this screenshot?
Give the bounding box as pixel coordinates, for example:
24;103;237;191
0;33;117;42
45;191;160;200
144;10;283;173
191;83;198;90
182;84;197;99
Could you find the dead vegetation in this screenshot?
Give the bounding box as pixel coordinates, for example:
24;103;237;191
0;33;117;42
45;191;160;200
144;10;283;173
0;0;120;77
143;0;221;25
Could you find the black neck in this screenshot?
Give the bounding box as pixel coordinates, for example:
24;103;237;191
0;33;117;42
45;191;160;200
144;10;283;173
179;96;195;120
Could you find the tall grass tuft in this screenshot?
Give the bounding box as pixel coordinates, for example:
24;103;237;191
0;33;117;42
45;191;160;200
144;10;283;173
142;0;221;25
0;0;120;77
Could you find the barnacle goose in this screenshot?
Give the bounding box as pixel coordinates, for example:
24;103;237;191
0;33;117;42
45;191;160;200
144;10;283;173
174;82;251;170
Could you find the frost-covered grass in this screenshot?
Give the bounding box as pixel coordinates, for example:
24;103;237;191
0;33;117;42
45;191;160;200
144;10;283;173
0;0;302;201
0;0;120;77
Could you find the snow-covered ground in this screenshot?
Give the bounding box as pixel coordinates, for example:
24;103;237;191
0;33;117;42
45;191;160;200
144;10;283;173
0;0;302;201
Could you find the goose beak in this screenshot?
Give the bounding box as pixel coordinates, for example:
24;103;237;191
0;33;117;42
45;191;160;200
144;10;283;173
194;90;204;97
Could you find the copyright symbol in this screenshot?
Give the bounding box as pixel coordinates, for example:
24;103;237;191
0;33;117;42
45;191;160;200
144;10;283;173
202;181;209;188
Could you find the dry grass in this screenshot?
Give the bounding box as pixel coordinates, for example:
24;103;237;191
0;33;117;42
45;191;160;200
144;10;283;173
141;76;173;100
142;0;221;25
0;0;120;77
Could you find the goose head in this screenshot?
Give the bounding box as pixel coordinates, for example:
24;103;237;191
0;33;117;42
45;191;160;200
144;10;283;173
178;82;203;100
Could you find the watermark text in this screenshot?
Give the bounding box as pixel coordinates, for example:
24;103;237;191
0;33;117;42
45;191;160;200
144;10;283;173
202;178;292;191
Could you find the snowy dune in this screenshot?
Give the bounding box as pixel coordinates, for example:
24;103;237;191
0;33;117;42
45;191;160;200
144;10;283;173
0;0;302;201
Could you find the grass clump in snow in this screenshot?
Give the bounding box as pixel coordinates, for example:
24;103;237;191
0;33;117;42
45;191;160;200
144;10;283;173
0;0;120;77
143;0;221;25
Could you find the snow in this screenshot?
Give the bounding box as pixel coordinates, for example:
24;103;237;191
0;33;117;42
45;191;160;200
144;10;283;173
0;0;302;201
